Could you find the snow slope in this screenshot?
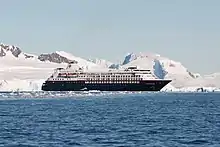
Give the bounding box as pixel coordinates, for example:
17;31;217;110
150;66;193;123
0;53;66;91
87;58;113;68
55;51;98;68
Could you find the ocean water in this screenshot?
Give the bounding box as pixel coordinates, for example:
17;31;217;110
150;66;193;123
0;92;220;147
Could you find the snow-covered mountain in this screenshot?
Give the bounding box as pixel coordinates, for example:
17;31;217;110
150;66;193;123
0;43;37;59
0;43;107;91
0;43;102;68
120;52;218;88
0;43;219;92
120;52;197;87
0;43;22;57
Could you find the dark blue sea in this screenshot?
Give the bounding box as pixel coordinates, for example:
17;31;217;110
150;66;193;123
0;92;220;147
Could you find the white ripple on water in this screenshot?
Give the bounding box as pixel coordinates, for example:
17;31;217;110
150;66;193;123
0;91;157;99
0;91;217;100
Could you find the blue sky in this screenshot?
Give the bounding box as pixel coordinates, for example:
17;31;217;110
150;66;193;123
0;0;219;74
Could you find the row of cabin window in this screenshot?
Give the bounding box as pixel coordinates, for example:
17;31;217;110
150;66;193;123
61;72;143;75
87;78;141;80
50;79;141;83
59;75;142;78
51;78;142;81
58;76;143;78
86;81;140;83
88;75;142;77
57;77;142;80
51;78;82;81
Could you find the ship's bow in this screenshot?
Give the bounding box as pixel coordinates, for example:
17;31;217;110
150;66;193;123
158;79;172;91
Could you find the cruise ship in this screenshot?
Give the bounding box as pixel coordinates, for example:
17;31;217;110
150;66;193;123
41;62;171;91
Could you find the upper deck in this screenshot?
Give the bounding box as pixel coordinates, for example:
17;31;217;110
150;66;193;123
47;63;158;81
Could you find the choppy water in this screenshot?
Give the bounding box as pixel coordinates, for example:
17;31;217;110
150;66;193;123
0;92;220;147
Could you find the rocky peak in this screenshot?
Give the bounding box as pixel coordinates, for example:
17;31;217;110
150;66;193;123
0;48;6;57
38;52;78;64
0;43;22;57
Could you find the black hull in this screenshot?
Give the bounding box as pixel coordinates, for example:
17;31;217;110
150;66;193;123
41;80;171;91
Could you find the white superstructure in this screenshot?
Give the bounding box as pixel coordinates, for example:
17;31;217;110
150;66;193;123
47;62;158;82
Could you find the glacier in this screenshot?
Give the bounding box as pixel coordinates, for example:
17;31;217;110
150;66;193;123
153;59;167;79
0;43;219;93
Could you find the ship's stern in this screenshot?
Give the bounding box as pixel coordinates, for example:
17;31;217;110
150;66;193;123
41;81;49;91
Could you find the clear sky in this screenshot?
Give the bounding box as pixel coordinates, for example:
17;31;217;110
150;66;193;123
0;0;219;74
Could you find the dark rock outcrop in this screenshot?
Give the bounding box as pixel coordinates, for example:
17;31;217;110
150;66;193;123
0;48;6;57
109;64;121;69
38;52;78;64
0;44;22;57
24;53;34;59
187;70;199;79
